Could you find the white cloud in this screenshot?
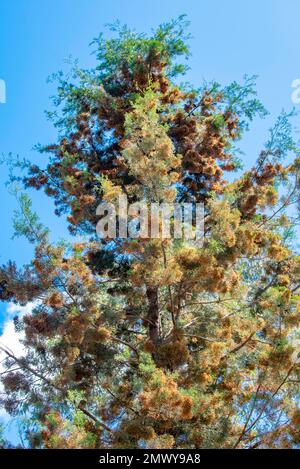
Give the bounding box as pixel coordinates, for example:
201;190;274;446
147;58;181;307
0;321;25;421
0;302;37;423
5;302;37;321
0;301;37;359
0;320;25;358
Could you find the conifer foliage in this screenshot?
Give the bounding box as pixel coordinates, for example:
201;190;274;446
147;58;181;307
1;16;300;448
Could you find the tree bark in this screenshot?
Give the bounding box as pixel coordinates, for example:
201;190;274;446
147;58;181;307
146;286;160;345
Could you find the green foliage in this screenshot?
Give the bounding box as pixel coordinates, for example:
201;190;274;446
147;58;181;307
93;15;191;79
138;352;156;376
222;74;268;131
11;190;48;243
265;109;300;160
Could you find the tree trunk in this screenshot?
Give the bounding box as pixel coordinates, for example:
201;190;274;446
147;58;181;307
146;286;160;345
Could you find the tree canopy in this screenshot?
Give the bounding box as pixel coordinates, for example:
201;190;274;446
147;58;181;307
1;16;300;449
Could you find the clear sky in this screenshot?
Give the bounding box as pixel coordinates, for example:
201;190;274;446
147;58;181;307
0;0;300;444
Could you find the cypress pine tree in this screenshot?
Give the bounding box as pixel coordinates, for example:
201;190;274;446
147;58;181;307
1;16;300;448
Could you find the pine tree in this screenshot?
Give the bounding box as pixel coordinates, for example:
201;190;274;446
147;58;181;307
1;16;300;448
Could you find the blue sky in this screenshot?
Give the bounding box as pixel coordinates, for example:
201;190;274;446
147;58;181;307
0;0;300;445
